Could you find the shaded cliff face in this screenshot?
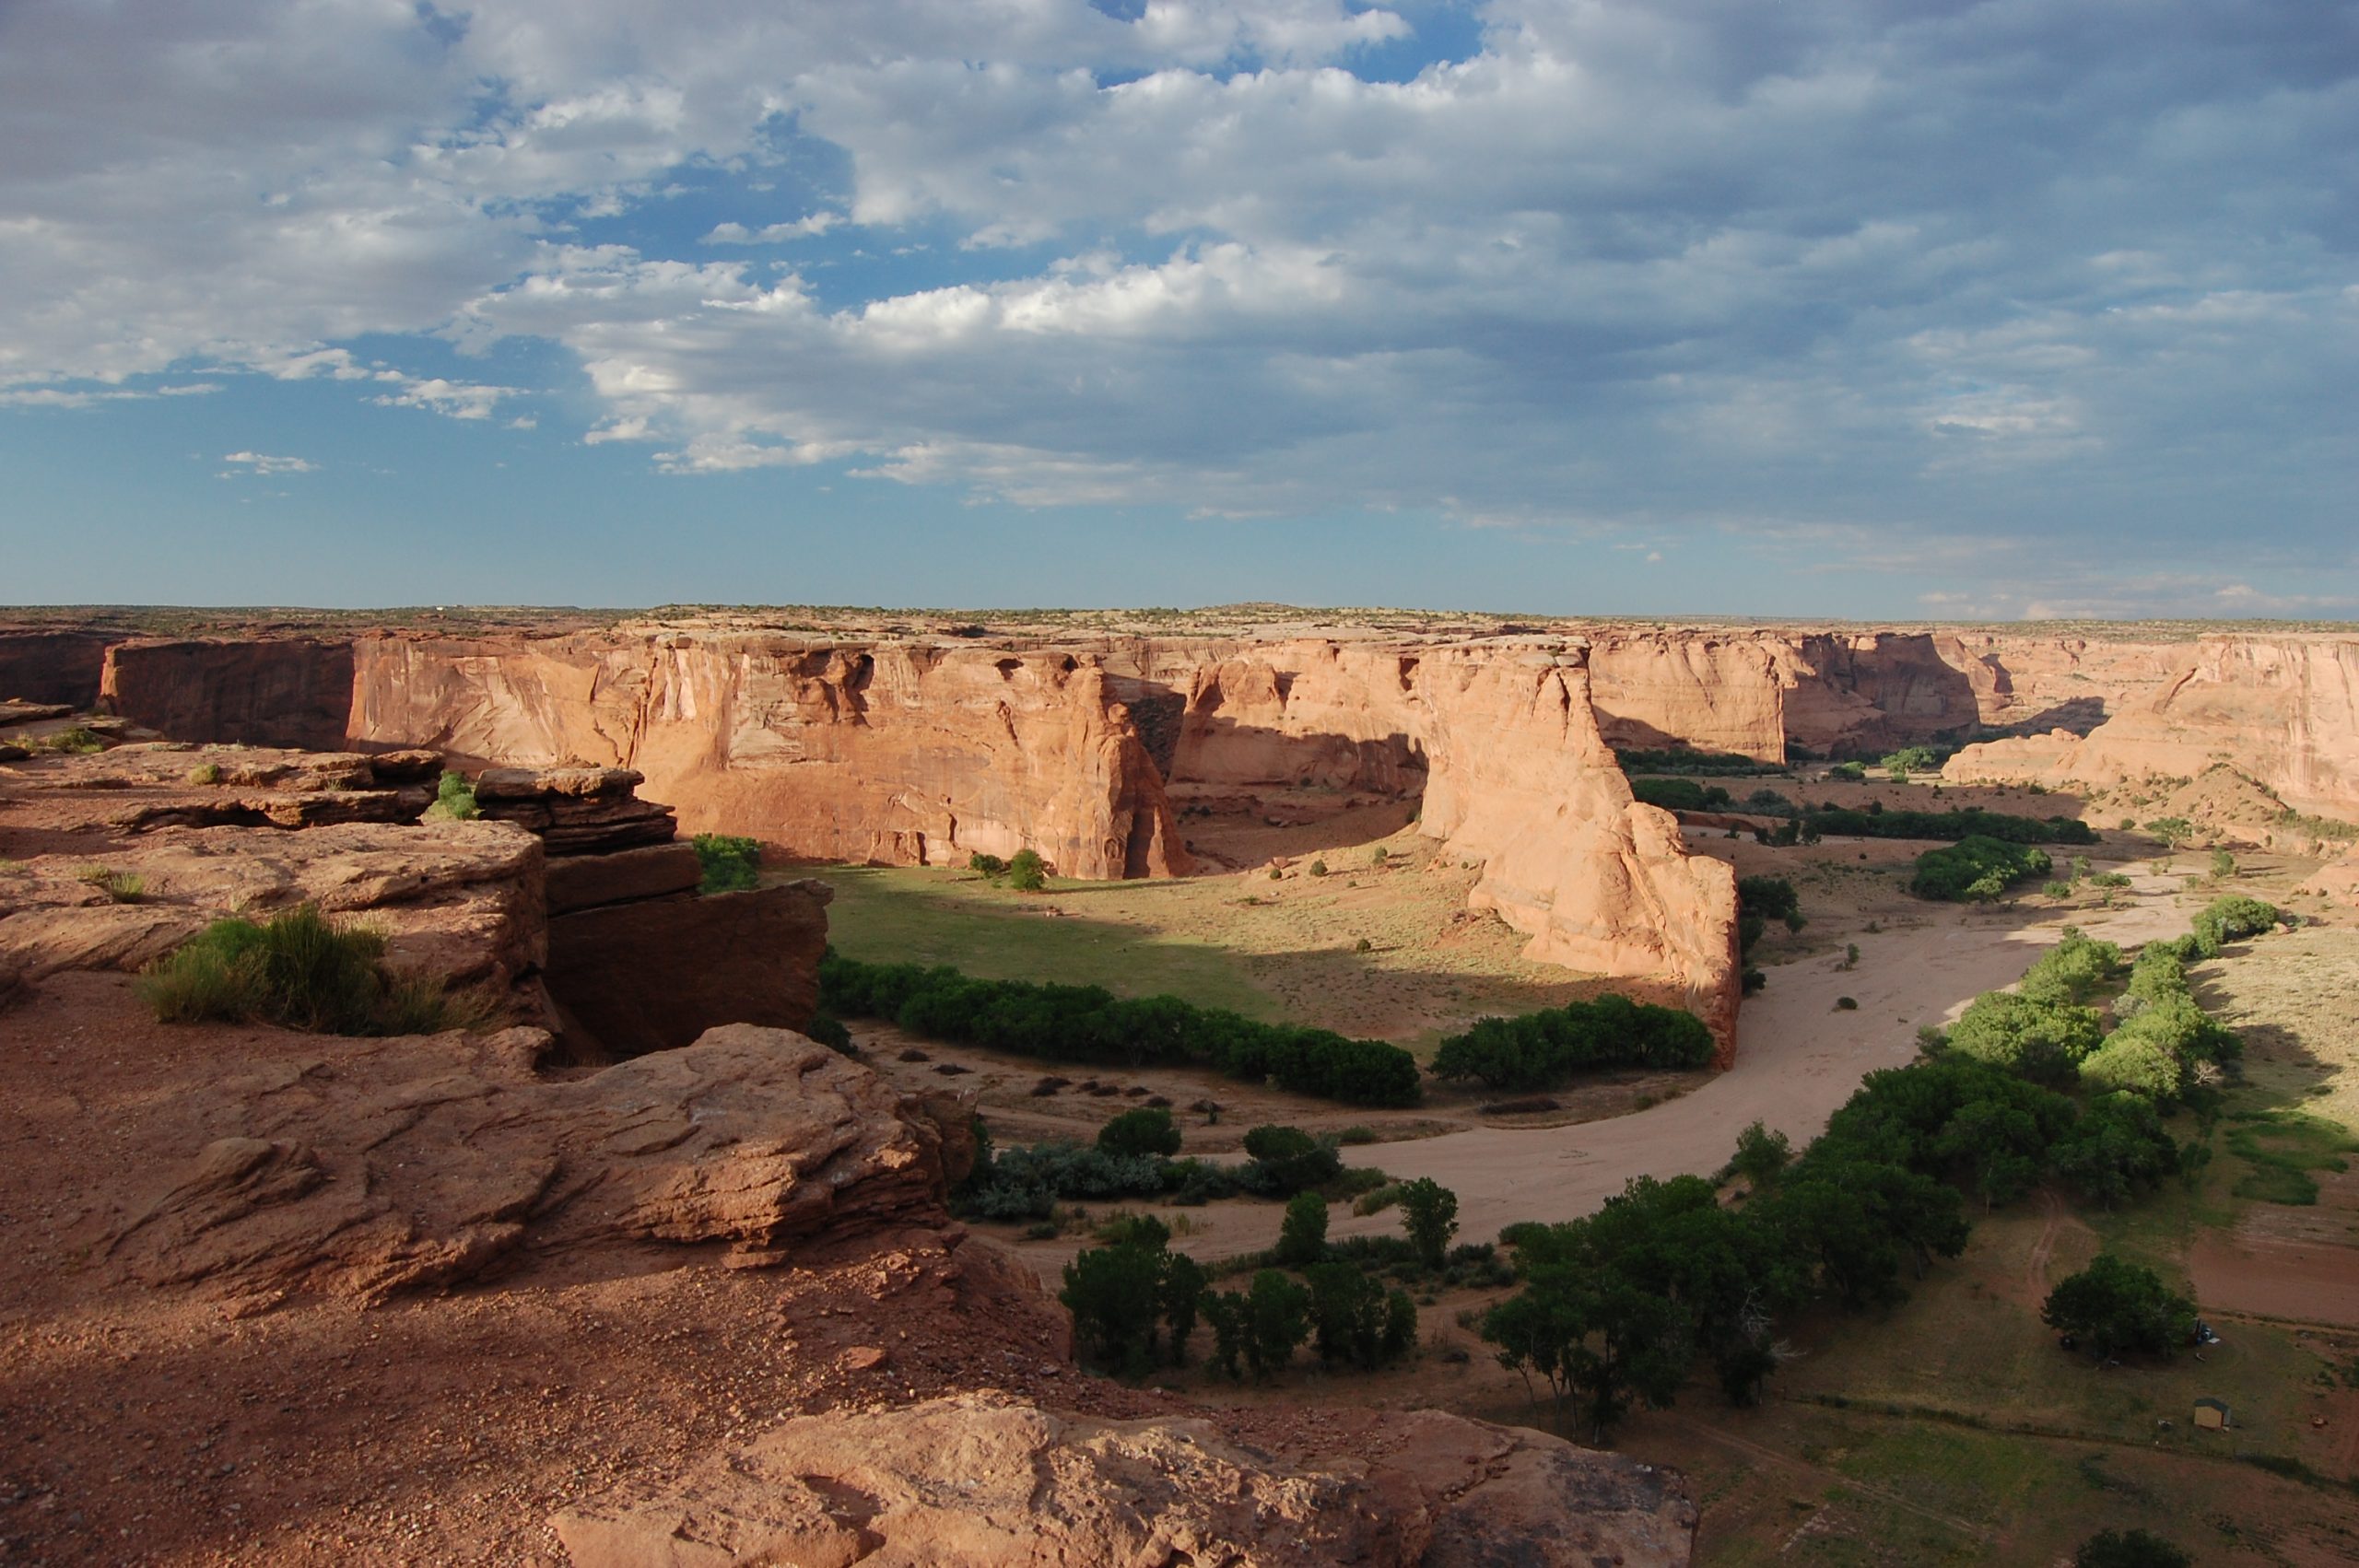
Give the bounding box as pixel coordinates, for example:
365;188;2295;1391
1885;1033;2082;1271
100;637;356;749
1945;635;2359;818
350;633;1191;881
1766;632;2183;757
0;628;115;707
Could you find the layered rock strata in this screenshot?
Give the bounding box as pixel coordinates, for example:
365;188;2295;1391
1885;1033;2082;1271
553;1392;1696;1568
0;810;547;1012
105;1023;972;1305
1943;636;2359;819
347;634;1191;879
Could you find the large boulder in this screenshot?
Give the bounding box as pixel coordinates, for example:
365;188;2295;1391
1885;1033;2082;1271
552;1393;1696;1568
104;1023;965;1305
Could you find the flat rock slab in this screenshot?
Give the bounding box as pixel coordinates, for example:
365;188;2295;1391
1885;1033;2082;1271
553;1392;1696;1567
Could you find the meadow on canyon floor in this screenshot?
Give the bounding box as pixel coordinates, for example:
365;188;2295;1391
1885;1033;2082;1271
822;777;2359;1565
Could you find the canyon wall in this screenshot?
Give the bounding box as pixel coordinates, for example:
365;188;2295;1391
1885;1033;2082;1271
1944;635;2359;818
348;633;1191;881
99;637;356;750
0;627;113;707
1587;634;1787;761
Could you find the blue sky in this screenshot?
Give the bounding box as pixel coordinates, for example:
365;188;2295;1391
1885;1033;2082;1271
3;0;2353;618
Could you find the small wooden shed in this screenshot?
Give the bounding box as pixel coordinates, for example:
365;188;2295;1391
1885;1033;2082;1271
2193;1398;2231;1431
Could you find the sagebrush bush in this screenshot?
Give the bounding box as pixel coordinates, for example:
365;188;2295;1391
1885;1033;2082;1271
139;904;489;1036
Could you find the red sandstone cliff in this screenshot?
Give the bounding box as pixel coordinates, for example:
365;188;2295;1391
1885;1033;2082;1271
1944;634;2359;818
347;633;1191;880
100;637;357;750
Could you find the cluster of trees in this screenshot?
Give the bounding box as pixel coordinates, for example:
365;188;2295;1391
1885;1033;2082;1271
1428;993;1718;1091
1614;748;1774;776
1062;1192;1447;1381
1939;919;2259;1108
1483;1049;2192;1437
1910;836;2053;901
820;954;1422;1106
1630;777;1737;813
1634;778;2101;852
957;1117;1352;1221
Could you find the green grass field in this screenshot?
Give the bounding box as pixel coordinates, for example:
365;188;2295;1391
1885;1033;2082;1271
818;865;1291;1022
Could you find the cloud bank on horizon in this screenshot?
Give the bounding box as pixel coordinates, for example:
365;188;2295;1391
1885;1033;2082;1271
3;0;2353;616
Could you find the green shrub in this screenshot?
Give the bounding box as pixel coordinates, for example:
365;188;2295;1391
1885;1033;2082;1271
1308;859;1329;878
38;726;105;755
1097;1106;1182;1159
2074;1527;2190;1568
805;1011;856;1054
2191;895;2277;956
186;763;223;786
422;769;479;822
139;904;487;1036
968;851;1010;878
691;833;761;893
1946;991;2105;1081
1798;805;2095;846
1006;848;1048;892
1835;996;1859;1012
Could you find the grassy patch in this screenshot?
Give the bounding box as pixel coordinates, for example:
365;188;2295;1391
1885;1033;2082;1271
139;904;494;1036
2223;1109;2358;1207
823;865;1288;1022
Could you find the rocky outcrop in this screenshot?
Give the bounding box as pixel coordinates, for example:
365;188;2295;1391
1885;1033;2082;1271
475;765;680;856
1943;636;2359;820
99;637;357;750
0;814;547;1007
550;880;832;1057
553;1393;1696;1568
351;634;1191;879
105;1023;967;1304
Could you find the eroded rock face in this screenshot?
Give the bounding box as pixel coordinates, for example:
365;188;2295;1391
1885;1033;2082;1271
1943;635;2359;819
99;638;357;750
1588;633;1786;761
552;1393;1696;1568
350;634;1191;879
104;1023;966;1304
